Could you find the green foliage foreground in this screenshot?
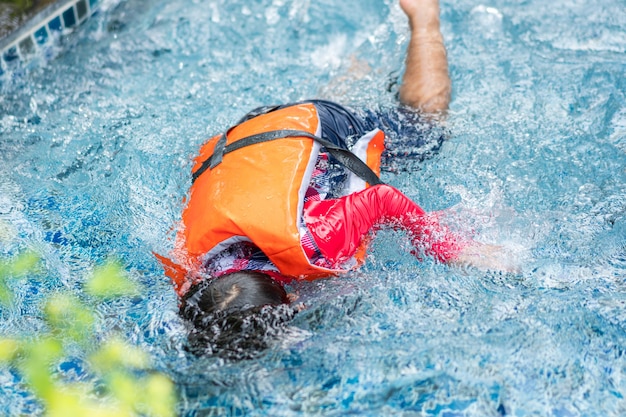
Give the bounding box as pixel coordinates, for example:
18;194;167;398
0;252;177;417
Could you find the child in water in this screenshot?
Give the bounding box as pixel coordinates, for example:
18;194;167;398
160;0;514;357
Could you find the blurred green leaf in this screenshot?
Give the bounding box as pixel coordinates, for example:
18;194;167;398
85;259;140;299
0;338;20;362
0;281;12;306
43;293;94;345
90;338;150;373
19;338;63;398
44;383;92;417
0;251;40;278
140;373;177;417
108;370;141;409
46;389;89;417
9;251;40;276
0;251;177;417
0;251;41;306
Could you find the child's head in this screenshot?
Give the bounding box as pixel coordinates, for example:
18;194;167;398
180;271;289;319
179;271;294;358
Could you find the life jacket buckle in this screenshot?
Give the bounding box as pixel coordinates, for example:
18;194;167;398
209;133;227;169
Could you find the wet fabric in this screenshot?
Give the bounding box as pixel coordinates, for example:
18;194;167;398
202;101;456;279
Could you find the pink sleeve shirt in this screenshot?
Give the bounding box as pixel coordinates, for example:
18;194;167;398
302;184;469;269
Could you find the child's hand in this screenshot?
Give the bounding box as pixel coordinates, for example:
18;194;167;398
451;242;520;273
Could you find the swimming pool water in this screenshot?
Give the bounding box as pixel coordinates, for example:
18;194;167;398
1;0;625;415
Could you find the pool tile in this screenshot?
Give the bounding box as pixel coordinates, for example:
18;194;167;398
19;37;36;56
48;16;63;32
0;0;100;69
62;6;76;28
3;46;19;62
34;26;49;45
76;0;88;20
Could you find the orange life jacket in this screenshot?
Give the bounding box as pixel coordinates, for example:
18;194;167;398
163;103;384;293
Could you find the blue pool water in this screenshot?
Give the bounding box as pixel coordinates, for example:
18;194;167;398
1;0;625;415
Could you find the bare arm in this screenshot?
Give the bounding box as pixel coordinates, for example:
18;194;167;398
398;0;451;114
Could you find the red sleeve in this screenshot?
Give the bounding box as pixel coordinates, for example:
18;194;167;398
303;184;469;264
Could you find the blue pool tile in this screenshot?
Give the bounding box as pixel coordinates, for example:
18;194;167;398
48;16;62;32
34;26;49;45
19;37;36;56
1;0;99;68
76;0;88;20
62;6;76;28
3;46;19;62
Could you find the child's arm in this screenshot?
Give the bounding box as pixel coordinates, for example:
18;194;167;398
304;184;516;272
303;184;468;265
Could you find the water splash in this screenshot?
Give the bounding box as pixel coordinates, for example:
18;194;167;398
0;0;625;415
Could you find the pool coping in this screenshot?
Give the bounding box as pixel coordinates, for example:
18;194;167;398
0;0;100;74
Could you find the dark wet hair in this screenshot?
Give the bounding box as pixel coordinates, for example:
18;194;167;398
179;271;294;359
180;271;289;322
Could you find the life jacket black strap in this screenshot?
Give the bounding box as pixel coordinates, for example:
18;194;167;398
191;129;384;186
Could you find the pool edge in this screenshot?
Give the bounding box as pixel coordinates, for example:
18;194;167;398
0;0;101;76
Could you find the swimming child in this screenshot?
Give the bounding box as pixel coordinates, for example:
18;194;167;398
160;0;513;356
